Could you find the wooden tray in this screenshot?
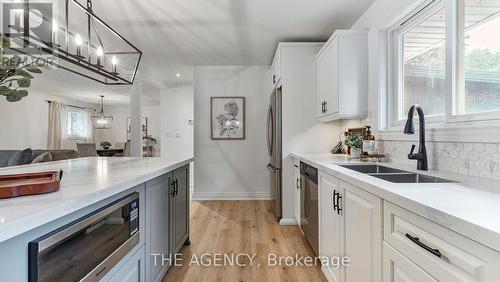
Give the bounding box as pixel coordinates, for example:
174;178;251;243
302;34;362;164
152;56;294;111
0;170;63;199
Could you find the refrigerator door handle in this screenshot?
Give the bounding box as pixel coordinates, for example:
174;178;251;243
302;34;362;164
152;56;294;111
266;104;274;157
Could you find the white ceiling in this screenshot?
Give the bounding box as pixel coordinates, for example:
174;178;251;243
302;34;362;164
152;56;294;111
31;0;375;104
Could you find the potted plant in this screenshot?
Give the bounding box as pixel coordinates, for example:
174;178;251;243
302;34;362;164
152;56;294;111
143;135;157;146
344;134;363;158
100;141;112;150
0;54;43;102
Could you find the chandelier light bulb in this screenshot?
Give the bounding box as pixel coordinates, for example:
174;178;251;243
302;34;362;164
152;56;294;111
111;56;117;65
96;46;103;57
75;34;82;46
52;19;58;33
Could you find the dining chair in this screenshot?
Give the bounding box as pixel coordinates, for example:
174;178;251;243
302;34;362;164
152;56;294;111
77;143;98;157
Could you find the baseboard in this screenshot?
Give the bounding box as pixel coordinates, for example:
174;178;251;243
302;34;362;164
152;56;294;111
192;192;272;200
279;218;298;225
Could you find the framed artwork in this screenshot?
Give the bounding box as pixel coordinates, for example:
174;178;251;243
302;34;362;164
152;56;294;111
127;117;148;141
211;97;246;140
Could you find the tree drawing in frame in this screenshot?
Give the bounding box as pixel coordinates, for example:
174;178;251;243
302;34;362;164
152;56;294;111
211;97;245;140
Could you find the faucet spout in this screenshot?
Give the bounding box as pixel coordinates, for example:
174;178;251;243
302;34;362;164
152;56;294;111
404;105;428;170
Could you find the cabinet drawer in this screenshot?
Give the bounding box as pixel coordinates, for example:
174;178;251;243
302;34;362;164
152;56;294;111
383;242;438;282
384;202;500;282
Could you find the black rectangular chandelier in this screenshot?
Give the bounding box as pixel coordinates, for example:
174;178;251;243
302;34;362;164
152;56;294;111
2;0;142;85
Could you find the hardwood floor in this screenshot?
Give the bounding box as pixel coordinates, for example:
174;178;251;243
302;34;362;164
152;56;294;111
163;200;326;282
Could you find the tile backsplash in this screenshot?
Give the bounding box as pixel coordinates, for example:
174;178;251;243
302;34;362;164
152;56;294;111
379;140;500;180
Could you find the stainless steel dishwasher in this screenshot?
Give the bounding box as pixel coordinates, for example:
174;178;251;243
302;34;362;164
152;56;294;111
300;162;318;255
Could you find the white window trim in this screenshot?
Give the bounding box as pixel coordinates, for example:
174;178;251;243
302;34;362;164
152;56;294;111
382;0;500;142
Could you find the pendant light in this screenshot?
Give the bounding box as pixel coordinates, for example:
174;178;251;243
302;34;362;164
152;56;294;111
92;95;113;129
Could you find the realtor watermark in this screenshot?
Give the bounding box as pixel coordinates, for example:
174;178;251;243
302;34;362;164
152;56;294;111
150;253;351;269
1;0;56;68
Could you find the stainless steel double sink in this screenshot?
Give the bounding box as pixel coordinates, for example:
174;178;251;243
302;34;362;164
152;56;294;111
338;164;455;183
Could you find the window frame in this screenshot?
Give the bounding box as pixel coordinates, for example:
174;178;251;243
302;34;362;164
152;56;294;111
386;0;500;131
65;108;91;140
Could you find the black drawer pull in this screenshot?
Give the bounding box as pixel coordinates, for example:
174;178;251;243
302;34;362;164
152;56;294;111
405;233;442;258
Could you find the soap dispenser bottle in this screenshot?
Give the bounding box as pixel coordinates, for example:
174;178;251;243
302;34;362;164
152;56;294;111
363;126;376;155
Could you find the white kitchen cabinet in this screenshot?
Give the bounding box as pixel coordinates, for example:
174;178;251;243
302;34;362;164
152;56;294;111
145;173;172;282
383;242;437;282
271;48;281;85
384;202;500;282
317;30;368;122
341;181;382;282
108;247;146;282
319;172;343;282
293;158;301;225
318;172;382;282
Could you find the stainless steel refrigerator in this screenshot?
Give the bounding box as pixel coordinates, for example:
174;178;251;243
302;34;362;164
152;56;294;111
266;86;282;221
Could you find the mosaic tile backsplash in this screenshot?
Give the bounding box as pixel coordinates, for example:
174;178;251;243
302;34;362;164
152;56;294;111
379;141;500;180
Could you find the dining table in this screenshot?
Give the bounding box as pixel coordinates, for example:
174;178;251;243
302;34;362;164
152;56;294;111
96;148;124;157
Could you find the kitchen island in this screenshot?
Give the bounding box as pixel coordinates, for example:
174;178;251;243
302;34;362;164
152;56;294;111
0;156;193;282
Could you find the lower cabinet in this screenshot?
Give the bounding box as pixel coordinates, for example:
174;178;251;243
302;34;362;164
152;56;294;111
146;173;173;282
170;164;190;254
319;172;382;282
383;242;437;282
108;247;146;282
145;164;190;282
319;172;343;282
293;158;301;225
342;181;382;282
383;201;500;282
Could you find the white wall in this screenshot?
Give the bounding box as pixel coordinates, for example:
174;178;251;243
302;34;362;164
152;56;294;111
93;105;162;154
193;66;270;200
0;92;95;150
160;86;194;159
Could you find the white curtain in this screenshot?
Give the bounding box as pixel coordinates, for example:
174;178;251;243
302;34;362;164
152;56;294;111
47;101;67;149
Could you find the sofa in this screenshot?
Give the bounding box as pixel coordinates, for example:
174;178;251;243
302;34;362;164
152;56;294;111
0;149;79;168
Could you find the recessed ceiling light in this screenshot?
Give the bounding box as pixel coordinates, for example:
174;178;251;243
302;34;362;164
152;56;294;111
176;73;181;77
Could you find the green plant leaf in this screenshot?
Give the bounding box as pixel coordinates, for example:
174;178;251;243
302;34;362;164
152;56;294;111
6;90;22;102
0;85;9;92
15;69;34;79
17;78;31;87
26;67;42;74
18;89;28;97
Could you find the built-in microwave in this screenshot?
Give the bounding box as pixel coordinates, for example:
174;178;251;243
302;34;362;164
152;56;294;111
28;192;140;282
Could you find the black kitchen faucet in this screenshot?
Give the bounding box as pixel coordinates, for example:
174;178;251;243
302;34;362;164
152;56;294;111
404;104;428;171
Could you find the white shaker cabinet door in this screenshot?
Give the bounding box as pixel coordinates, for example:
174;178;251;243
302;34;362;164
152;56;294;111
342;181;382;282
383;243;437;282
319;172;342;282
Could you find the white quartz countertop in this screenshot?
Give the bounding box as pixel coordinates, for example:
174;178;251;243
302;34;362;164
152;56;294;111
0;156;193;243
292;153;500;253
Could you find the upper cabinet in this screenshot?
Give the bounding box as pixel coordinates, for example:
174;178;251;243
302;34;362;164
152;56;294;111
317;30;368;122
271;48;281;86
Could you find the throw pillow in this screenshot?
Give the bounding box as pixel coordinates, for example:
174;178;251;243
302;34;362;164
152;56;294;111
31;152;53;164
7;148;33;166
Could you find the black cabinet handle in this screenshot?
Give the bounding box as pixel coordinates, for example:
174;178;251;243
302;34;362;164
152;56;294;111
332;190;337;211
170;180;176;197
273;75;276;84
333;190;342;215
174;179;179;196
405;233;442;258
336;194;342;215
324;101;328;113
296;178;300;189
